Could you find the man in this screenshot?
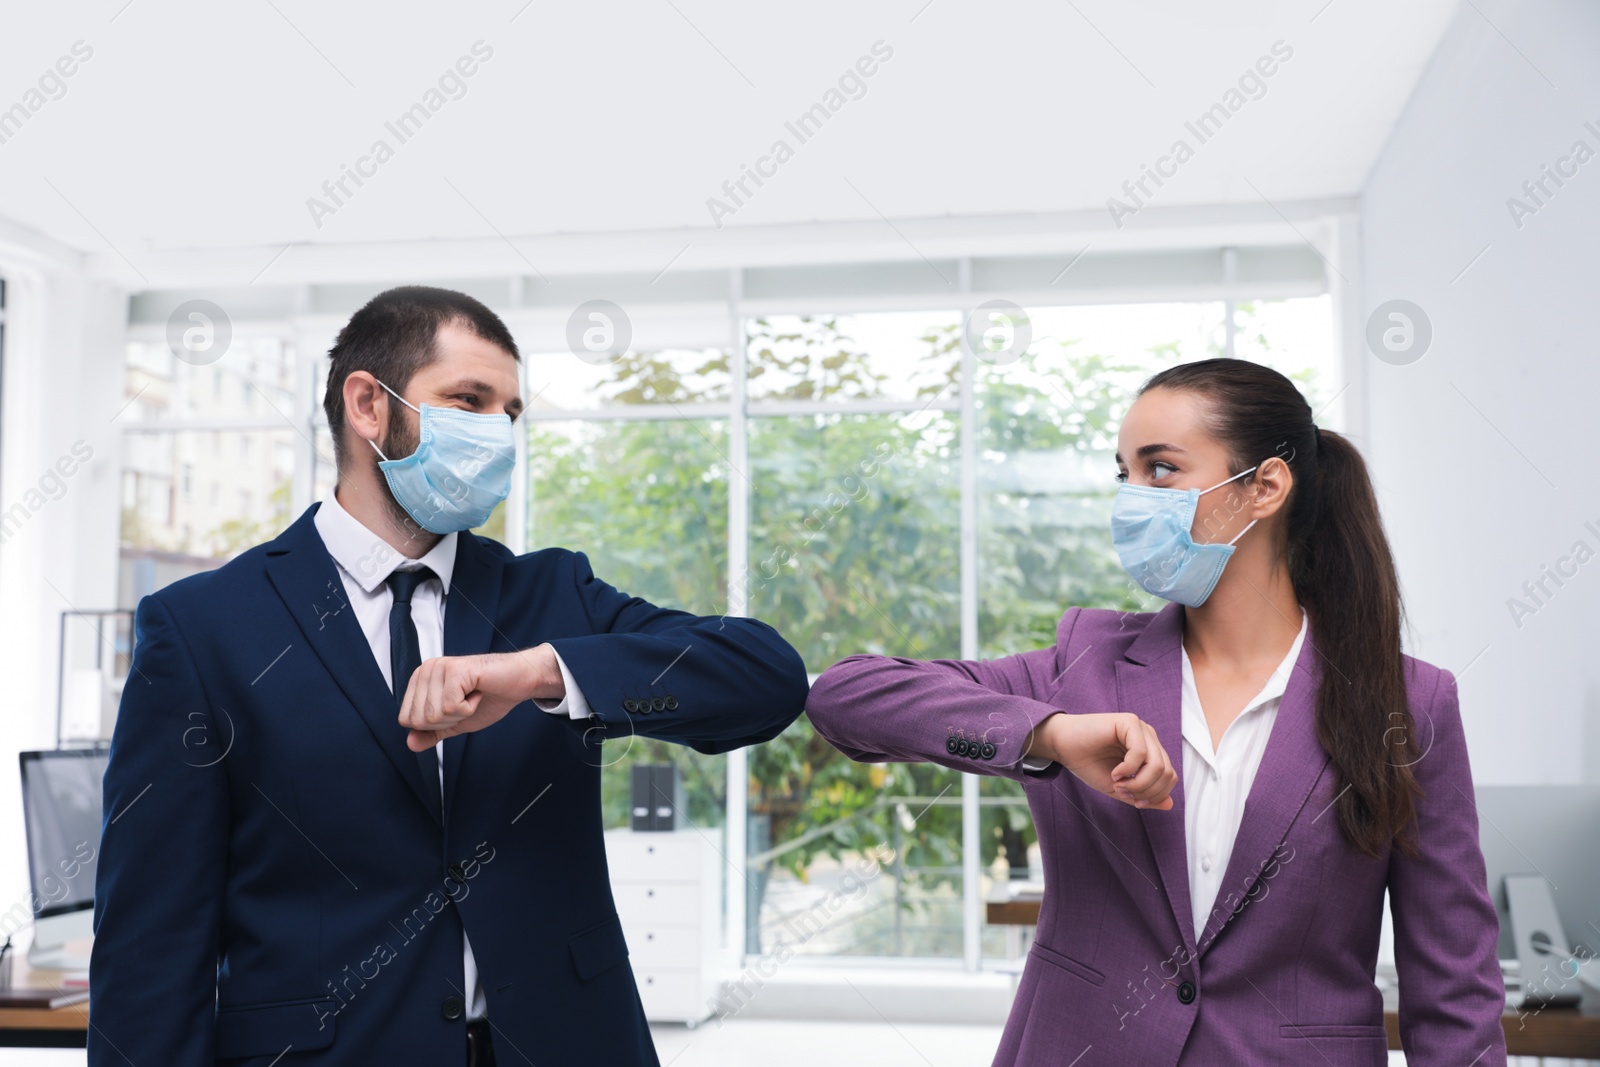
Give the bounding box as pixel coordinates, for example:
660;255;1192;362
90;286;809;1066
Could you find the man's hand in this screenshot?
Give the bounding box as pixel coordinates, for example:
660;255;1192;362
1024;712;1177;810
400;645;565;752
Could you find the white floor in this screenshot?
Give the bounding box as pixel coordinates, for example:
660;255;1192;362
651;1019;1005;1066
0;1024;1579;1066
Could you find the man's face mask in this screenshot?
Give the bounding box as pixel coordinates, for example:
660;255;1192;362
367;378;517;535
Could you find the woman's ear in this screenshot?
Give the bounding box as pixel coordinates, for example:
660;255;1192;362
1251;455;1295;520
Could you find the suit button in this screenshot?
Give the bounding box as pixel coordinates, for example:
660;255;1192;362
959;739;973;756
1177;981;1195;1004
448;862;468;882
980;742;996;760
651;696;667;712
664;696;678;710
441;995;465;1020
623;699;639;713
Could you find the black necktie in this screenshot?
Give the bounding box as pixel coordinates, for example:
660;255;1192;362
387;566;441;802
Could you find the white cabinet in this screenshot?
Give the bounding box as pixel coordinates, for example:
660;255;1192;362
604;829;722;1026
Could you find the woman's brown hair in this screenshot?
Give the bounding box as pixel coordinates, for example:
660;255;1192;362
1139;358;1421;858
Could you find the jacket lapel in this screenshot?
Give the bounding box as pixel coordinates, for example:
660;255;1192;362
263;503;443;824
440;530;506;823
1195;621;1332;955
1115;603;1197;954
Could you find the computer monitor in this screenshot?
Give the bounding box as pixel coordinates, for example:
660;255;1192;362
1475;785;1600;1004
17;748;108;970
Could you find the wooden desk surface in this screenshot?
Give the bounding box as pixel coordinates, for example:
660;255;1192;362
986;888;1600;1059
0;950;90;1044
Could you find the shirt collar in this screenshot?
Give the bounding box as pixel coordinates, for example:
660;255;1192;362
312;489;457;595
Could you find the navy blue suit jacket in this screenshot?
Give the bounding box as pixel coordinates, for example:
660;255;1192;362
89;502;808;1065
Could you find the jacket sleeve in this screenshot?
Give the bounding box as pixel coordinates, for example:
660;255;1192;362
546;551;809;755
1387;666;1508;1067
804;609;1084;784
89;593;230;1066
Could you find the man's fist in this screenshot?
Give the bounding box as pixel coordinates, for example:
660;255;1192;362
399;645;565;752
1024;711;1178;811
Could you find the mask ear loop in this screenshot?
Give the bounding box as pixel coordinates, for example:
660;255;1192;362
1201;464;1259;495
366;378;421;463
1224;518;1257;547
1200;464;1261;547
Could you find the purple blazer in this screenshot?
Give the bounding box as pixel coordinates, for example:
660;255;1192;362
806;602;1507;1067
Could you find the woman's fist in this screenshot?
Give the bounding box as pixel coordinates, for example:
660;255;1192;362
1026;712;1177;810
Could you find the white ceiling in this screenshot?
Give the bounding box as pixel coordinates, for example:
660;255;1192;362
0;0;1460;277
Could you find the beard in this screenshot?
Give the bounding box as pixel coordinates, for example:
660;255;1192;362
373;400;430;545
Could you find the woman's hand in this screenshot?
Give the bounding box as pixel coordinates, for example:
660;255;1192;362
1026;712;1178;810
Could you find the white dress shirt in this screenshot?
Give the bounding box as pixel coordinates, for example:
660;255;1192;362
1180;609;1306;939
312;489;593;1021
1020;609;1308;941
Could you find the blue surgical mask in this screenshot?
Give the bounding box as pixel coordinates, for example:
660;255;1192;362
1110;465;1259;607
367;379;517;535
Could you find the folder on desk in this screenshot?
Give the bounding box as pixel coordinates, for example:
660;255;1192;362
0;988;89;1010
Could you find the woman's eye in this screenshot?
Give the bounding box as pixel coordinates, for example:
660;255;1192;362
1114;470;1128;483
1151;461;1178;479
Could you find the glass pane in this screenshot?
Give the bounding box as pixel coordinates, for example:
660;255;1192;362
749;411;959;667
119;429;297;600
747;765;964;958
979;778;1041;965
311;420;337;505
746;409;961;958
526;417;730;834
746;311;960;403
124;336;296;423
524;348;730;410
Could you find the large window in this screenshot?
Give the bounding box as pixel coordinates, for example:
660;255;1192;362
117;336;300;603
118;260;1341;974
519;292;1339;969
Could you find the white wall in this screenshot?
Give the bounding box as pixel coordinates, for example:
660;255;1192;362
1362;0;1600;783
0;248;127;929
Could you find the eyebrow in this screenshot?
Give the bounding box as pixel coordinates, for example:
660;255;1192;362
440;377;524;417
1113;443;1188;464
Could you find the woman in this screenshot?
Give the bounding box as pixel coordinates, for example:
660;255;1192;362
806;358;1506;1066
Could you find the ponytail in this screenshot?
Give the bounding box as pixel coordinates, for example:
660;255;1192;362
1140;359;1421;858
1297;428;1420;858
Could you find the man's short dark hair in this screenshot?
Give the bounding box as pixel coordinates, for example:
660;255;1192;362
322;285;521;470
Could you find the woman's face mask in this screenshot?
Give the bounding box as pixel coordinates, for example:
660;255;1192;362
367;378;517;535
1110;465;1258;607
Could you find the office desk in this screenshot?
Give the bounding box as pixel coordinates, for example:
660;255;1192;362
0;954;89;1049
986;885;1600;1059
